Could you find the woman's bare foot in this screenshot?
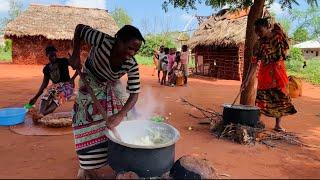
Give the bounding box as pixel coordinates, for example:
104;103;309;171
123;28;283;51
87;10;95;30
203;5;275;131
273;126;286;132
274;118;285;132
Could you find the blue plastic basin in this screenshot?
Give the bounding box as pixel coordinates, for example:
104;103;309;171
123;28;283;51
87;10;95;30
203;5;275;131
0;108;27;126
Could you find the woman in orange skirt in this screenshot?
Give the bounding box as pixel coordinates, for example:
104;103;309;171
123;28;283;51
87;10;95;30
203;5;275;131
243;18;297;132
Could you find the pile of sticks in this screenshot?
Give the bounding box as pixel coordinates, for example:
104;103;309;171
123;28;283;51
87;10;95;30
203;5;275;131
181;98;313;148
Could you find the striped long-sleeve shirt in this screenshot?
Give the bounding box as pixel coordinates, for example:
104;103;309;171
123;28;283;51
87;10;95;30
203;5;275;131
80;25;140;93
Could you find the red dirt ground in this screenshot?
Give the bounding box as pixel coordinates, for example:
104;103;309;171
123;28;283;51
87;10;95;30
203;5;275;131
0;64;320;179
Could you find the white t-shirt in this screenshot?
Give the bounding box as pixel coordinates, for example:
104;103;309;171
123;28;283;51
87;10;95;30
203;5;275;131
158;52;165;62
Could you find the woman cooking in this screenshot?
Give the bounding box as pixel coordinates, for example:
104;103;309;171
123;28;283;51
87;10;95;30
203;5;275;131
69;24;144;179
243;18;297;132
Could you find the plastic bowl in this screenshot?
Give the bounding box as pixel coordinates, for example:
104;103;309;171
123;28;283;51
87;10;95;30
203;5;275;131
0;108;27;126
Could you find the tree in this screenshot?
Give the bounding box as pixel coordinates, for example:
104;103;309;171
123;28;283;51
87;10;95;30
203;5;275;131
162;0;318;106
293;27;309;42
0;0;23;34
289;6;320;39
110;7;132;28
276;16;291;35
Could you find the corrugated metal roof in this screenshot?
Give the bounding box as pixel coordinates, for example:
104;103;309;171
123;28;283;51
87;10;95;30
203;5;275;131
293;39;320;49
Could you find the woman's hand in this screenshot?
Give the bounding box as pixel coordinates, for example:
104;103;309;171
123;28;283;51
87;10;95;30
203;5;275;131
29;97;38;105
106;113;125;129
105;94;138;129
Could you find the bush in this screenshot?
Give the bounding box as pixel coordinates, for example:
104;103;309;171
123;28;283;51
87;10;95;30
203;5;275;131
287;47;304;62
286;47;305;72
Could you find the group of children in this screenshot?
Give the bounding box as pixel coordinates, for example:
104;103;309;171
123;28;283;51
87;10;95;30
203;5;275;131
153;45;189;87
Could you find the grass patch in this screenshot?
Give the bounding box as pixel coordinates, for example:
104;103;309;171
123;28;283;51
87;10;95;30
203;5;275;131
286;58;320;85
135;55;153;66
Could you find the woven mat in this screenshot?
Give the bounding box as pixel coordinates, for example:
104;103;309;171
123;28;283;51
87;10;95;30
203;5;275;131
10;112;72;136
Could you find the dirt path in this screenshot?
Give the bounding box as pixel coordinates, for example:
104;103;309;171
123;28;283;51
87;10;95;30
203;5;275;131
0;64;320;179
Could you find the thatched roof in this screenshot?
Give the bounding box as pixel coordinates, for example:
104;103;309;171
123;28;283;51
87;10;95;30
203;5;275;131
4;4;118;40
188;9;248;48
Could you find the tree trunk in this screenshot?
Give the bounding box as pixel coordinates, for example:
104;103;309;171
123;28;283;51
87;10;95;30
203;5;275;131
240;0;265;105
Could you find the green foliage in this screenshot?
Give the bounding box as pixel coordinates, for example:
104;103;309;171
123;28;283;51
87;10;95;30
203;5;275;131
4;39;12;52
285;47;320;85
0;40;12;61
162;0;254;12
110;7;132;28
1;0;23;34
286;58;320;84
289;6;320;39
293;27;309;42
276;16;291;35
135;55;153;66
287;47;305;62
139;33;176;57
151;115;165;122
286;49;304;73
189;56;195;68
161;0;311;12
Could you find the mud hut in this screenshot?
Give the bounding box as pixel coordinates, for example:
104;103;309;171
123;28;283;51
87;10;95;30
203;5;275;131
188;9;249;80
4;4;118;65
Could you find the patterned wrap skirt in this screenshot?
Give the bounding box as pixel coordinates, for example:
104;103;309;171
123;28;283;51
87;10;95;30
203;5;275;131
72;67;132;154
40;82;74;107
256;61;297;118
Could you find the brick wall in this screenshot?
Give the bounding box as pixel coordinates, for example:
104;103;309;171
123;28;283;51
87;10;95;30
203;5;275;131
194;44;244;81
9;35;90;65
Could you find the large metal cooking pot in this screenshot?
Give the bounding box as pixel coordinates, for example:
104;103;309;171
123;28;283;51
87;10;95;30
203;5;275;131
105;120;180;178
222;104;260;127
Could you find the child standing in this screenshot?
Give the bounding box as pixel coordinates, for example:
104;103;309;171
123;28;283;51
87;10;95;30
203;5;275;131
157;45;165;83
169;51;184;86
168;48;176;73
180;45;189;85
160;48;169;85
152;48;159;76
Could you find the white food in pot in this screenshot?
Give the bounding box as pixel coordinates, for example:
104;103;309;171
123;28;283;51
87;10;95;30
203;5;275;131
129;129;169;146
